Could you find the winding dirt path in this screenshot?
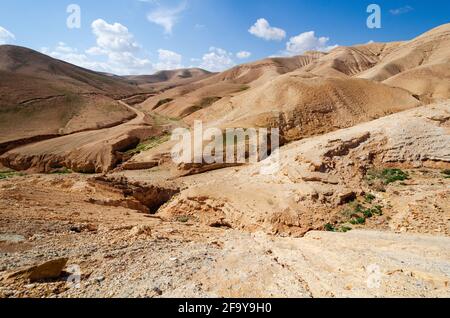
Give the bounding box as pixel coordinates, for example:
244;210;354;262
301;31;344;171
0;100;155;173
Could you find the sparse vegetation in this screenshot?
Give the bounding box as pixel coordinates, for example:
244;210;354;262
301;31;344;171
325;223;353;233
51;167;73;174
126;134;171;156
0;170;25;180
154;98;174;108
195;96;221;109
238;85;250;92
442;169;450;178
350;217;366;225
176;216;190;223
181;96;222;117
364;193;376;203
337;197;384;230
339;226;352;233
366;168;409;185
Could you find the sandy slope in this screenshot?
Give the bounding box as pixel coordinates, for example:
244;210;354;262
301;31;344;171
0;94;136;146
0;175;448;298
158;102;450;236
184;72;420;140
139;55;322;118
124;68;213;91
0;101;156;173
358;23;450;100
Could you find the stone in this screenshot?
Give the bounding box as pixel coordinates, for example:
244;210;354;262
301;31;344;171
130;225;152;237
0;234;26;243
95;276;105;283
6;258;68;282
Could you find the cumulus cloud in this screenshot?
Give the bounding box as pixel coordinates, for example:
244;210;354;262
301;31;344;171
390;6;413;15
147;2;187;34
90;19;140;52
236;51;251;59
42;42;186;75
199;47;235;72
43;20;154;75
85;19;152;75
0;26;15;44
285;31;338;56
41;42;110;72
248;18;286;41
154;49;184;70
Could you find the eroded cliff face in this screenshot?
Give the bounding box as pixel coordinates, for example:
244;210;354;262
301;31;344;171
158;103;450;236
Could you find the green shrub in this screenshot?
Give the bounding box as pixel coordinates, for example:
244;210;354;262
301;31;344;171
372;205;383;216
442;170;450;178
176;216;190;223
0;171;24;180
126;134;171;155
367;168;409;185
364;193;376;203
51;167;72;175
350;217;366;225
339;226;352;233
324;223;336;232
363;209;373;218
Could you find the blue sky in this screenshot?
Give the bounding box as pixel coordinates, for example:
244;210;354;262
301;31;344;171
0;0;449;74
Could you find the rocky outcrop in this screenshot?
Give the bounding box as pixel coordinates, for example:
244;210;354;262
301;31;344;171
4;258;68;283
158;103;450;236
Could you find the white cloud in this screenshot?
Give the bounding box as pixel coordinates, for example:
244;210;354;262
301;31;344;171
285;31;338;56
390;6;413;15
41;43;110;72
85;46;107;56
248;18;286;41
85;19;153;75
147;2;187;34
91;19;140;52
199;47;235;72
0;26;15;44
43;20;154;75
236;51;251;59
155;49;184;70
42;35;187;75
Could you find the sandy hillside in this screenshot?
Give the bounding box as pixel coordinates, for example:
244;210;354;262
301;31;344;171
140;54;323;119
1;24;450;299
0;46;144;99
153;102;449;236
358;23;450;101
0;101;160;173
184;72;420;140
124;68;214;91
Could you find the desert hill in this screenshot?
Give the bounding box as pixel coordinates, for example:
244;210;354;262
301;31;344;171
158;102;450;236
301;42;403;77
140;23;450;129
358;23;450;101
0;45;152;149
0;45;144;99
183;72;420;141
124;68;214;94
2;24;450;175
140;54;323;118
125;68;212;85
